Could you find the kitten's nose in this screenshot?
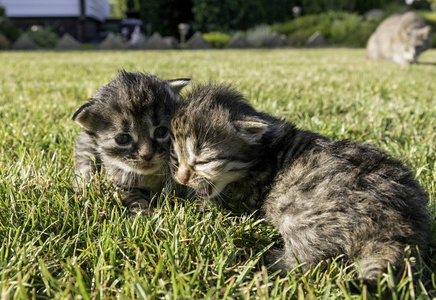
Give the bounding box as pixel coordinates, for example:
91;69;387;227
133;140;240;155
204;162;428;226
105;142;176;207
176;164;191;185
139;145;154;161
141;153;154;161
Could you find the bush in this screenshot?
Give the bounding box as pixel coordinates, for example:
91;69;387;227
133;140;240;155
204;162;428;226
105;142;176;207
273;11;383;47
203;31;231;48
340;17;380;47
419;10;436;26
273;11;351;37
287;31;312;47
26;27;59;48
329;13;361;44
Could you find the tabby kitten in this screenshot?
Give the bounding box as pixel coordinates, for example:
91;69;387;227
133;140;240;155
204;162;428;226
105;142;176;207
171;84;430;284
73;71;190;214
367;11;431;65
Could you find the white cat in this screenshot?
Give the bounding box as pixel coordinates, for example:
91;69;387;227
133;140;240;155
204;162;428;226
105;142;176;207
367;11;431;65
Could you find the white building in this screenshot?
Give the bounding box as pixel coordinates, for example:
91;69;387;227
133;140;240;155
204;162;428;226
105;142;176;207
0;0;111;42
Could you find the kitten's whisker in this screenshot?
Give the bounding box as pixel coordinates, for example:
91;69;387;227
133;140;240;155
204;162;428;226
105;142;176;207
203;178;224;204
185;189;196;200
169;161;179;169
205;178;221;197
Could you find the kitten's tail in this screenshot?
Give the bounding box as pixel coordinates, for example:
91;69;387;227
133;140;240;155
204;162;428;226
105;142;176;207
356;241;405;286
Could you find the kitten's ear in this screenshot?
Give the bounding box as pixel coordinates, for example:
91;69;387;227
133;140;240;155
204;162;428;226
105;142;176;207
418;26;431;39
72;102;99;131
167;78;191;94
233;118;269;143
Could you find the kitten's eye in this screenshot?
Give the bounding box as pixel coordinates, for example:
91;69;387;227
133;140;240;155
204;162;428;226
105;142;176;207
154;126;169;139
195;160;211;165
115;134;132;145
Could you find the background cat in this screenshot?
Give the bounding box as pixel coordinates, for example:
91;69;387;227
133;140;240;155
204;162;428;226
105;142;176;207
170;83;430;285
366;11;431;65
73;71;189;214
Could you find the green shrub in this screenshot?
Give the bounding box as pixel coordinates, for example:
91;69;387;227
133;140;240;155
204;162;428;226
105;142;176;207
287;30;316;47
328;13;361;44
273;11;383;47
26;27;59;48
203;31;231;48
273;14;330;37
273;11;357;36
419;10;436;26
342;18;380;47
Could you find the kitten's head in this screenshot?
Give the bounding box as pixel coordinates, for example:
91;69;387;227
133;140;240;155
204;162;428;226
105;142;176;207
171;84;270;199
73;71;190;176
401;12;432;62
406;26;431;59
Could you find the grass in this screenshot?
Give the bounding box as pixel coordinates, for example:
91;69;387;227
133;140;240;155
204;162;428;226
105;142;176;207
0;49;435;299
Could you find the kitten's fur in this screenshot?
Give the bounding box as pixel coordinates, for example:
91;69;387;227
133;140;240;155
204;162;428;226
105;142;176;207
73;71;189;213
171;84;430;284
367;11;431;65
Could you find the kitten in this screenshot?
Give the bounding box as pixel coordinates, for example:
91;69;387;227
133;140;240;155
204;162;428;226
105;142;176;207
73;71;190;214
170;84;430;285
367;11;431;65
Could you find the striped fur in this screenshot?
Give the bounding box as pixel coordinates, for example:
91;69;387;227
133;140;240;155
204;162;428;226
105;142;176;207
73;71;189;214
171;83;430;284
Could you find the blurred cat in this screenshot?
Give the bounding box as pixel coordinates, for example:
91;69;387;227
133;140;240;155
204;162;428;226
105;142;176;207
73;71;190;214
367;11;431;65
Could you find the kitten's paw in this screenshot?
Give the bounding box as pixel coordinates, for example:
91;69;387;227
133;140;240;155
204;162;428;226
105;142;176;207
264;250;293;277
126;200;153;217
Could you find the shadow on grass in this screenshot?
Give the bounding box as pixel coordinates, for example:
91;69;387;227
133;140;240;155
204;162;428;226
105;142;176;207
417;61;436;66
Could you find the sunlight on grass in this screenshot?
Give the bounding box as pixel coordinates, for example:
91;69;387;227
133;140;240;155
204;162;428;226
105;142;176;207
0;49;435;298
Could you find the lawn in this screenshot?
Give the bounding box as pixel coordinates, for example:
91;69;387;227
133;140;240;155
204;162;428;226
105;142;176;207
0;49;435;299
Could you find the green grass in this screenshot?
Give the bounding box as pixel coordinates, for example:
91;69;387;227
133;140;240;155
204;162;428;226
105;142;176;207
0;49;435;299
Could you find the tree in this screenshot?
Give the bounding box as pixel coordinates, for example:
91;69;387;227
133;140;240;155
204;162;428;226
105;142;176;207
110;0;127;18
191;0;296;32
137;0;193;36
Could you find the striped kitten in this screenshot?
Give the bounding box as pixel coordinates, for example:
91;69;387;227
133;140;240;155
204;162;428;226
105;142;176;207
170;84;430;285
73;71;189;214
